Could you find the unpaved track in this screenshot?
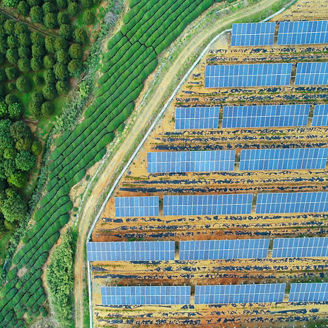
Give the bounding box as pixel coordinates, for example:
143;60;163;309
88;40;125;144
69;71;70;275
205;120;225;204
74;0;291;326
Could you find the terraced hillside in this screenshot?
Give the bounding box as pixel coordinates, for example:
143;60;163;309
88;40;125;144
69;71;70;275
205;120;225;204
89;1;328;327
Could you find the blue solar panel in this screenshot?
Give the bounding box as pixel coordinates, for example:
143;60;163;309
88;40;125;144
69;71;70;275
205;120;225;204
147;150;235;173
175;107;220;130
101;286;191;305
195;284;286;304
278;21;328;45
179;239;269;260
163;194;253;216
256;192;328;214
231;22;276;46
272;237;328;258
86;241;175;261
240;148;328;171
295;62;328;85
313;104;328;126
222;104;310;128
115;196;159;217
289;283;328;303
205;63;292;88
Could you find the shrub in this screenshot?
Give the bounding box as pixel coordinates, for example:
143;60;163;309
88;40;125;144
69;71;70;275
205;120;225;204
44;13;58;29
17;1;29;16
41;101;53;117
73;28;87;44
5;67;18;81
67;2;78;16
31;140;42;155
17;57;30;72
30;6;43;23
68;43;82;59
82;10;95;25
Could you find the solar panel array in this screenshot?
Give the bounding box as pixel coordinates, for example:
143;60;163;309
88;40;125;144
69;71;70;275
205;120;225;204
239;148;328;171
205;63;292;88
272;237;328;258
179;239;269;260
256;192;328;214
115;196;159;217
312;104;328;127
195;284;286;304
101;286;191;305
278;21;328;45
87;241;175;261
147;150;235;173
175;107;220;130
222;104;310;128
289;283;328;303
231;22;276;46
163;194;253;216
295;62;328;85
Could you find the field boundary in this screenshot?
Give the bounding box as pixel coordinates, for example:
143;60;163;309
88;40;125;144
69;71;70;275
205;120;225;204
85;0;297;327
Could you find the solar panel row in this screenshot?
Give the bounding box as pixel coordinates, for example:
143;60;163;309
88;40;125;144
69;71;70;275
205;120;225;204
86;241;175;261
312;104;328;127
115;196;159;217
289;283;328;302
295;62;328;85
147;150;235;173
239;148;328;171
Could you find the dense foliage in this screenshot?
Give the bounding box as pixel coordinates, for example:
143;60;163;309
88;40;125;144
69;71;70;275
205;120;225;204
0;0;215;326
46;228;75;327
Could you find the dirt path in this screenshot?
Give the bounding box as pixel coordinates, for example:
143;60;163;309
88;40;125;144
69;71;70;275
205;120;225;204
74;0;292;326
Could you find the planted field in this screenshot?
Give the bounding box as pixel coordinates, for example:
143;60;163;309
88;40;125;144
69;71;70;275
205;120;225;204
89;1;328;327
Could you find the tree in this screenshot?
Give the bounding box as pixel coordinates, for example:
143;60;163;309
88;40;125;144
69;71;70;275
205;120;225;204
82;10;95;25
0;120;14;150
31;56;43;71
15;150;35;171
57;12;69;24
30;6;43;23
30;31;44;46
3;159;17;177
69;43;82;59
4;20;15;35
7;35;18;49
8;171;27;188
45;36;55;53
0;101;8;118
8;103;23;120
0;38;7;54
73;28;87;44
3;148;16;159
81;0;92;8
18;32;31;47
15;137;32;151
54;63;68;80
42;2;56;14
18;57;30;72
43;69;55;84
41;101;53;117
10;120;32;141
67;2;78;16
54;37;68;51
56;0;67;9
18;46;31;58
17;1;29;16
68;59;81;75
33;74;43;85
5;94;19;105
56;50;68;63
7;81;16;92
43;55;55;68
16;75;31;92
59;24;72;40
56;80;69;94
44;13;58;29
32;44;45;57
14;21;28;35
29;92;43;118
0;70;6;83
5;67;18;80
42;83;57;100
31;140;42;155
3;0;19;8
1;193;27;222
6;48;18;65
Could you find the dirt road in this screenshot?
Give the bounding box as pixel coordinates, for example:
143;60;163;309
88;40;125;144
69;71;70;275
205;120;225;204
74;0;292;326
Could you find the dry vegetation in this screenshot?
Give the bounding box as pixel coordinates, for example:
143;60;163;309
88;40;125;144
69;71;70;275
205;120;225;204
89;0;328;326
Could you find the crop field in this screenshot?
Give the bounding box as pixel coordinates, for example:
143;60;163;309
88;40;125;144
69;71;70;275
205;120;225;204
89;1;328;327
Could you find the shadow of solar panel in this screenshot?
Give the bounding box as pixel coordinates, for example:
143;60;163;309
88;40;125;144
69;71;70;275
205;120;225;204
272;237;328;258
222;104;310;128
278;21;328;45
240;148;328;171
86;241;175;261
231;22;276;46
289;283;328;302
195;284;286;304
147;150;235;173
313;104;328;126
256;192;328;214
175;107;220;130
101;286;191;305
295;62;328;85
115;196;159;217
163;194;253;216
205;63;292;88
179;239;269;260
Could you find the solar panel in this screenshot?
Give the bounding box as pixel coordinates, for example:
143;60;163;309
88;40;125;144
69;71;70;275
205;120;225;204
179;239;269;260
86;241;175;261
295;62;328;85
222;104;310;128
175;107;220;130
256;192;328;214
289;283;328;303
163;194;253;216
312;104;328;126
272;237;328;258
195;284;286;304
115;196;159;217
240;148;328;171
278;21;328;45
205;63;292;88
101;286;191;305
147;150;235;173
231;22;276;46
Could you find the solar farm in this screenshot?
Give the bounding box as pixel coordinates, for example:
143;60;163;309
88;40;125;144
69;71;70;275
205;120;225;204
88;2;328;327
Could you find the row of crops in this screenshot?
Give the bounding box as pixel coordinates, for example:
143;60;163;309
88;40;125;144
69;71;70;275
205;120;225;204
0;0;218;326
